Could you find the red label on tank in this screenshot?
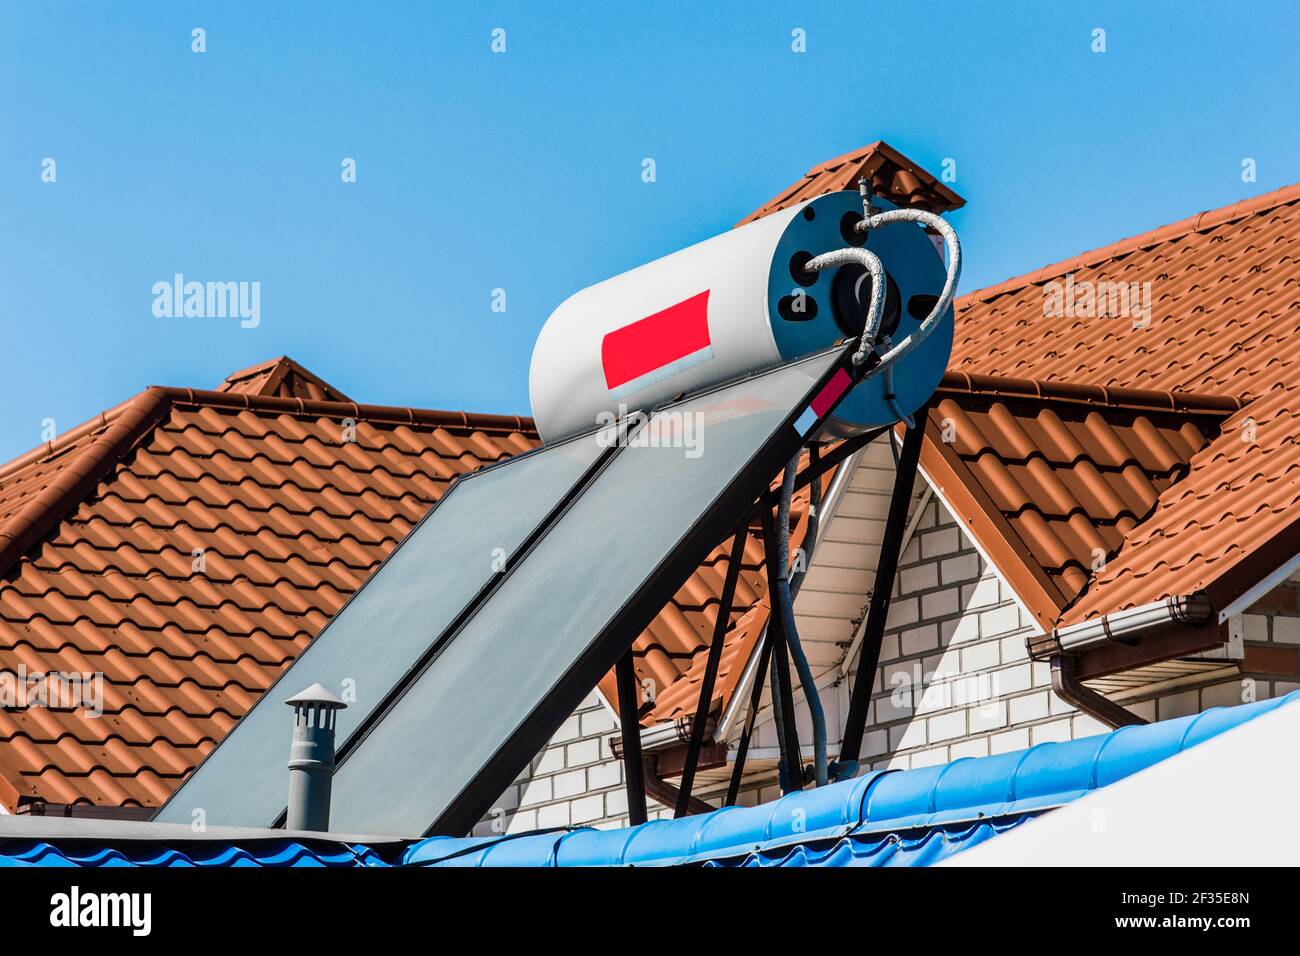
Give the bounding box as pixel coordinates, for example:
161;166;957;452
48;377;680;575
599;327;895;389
601;290;713;396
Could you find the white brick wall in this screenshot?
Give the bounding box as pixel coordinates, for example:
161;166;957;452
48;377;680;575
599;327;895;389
472;692;642;837
815;497;1300;777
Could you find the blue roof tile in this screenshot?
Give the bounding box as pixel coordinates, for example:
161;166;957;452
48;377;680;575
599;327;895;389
404;691;1300;867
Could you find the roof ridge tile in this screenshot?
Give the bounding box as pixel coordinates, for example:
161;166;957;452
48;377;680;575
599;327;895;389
0;388;174;581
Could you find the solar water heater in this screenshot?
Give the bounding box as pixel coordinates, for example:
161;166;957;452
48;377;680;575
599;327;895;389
158;187;961;836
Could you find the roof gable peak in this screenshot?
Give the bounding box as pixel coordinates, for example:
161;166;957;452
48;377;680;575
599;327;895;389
736;139;966;227
218;356;353;402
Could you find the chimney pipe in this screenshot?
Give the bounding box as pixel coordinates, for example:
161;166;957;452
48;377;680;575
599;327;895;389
285;683;347;832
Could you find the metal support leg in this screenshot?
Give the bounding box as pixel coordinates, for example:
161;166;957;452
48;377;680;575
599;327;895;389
615;650;648;825
762;507;803;793
675;527;748;817
838;416;927;770
724;629;775;807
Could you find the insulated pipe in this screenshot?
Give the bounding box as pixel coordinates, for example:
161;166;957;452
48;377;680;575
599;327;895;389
858;208;962;374
803;246;886;367
803;207;960;384
795;446;824;599
762;508;802;793
776;453;828;787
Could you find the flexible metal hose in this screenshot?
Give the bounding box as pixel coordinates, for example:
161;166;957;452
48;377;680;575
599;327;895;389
856;207;962;371
803;246;886;367
776;452;828;786
804;207;962;372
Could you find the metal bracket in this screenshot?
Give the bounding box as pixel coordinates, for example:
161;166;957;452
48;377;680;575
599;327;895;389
836;412;928;774
675;525;749;816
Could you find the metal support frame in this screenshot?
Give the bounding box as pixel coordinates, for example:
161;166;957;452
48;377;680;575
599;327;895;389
754;425;887;511
675;526;749;817
615;650;649;826
838;415;927;768
761;506;804;793
724;626;774;807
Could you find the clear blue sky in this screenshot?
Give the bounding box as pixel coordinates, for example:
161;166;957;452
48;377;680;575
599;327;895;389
2;1;1297;462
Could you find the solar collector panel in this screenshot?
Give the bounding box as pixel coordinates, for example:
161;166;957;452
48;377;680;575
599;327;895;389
328;347;850;835
154;428;611;828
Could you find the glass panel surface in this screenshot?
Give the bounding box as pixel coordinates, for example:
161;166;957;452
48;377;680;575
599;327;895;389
329;352;838;835
156;431;607;827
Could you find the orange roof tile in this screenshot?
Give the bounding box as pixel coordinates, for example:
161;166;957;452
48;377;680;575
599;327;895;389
918;374;1240;631
736;140;965;227
950;185;1300;626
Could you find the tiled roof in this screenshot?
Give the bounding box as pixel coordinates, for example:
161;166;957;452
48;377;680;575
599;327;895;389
217;355;353;402
950;184;1300;625
0;357;799;808
736;140;965;227
0;359;538;810
919;374;1240;630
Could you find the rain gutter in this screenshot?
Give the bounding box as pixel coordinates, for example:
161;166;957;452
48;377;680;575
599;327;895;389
1047;593;1214;728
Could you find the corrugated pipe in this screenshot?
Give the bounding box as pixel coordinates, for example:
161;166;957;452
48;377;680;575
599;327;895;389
803;207;961;374
776;452;828;787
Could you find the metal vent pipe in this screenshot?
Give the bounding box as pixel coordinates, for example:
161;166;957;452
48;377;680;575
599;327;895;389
285;684;347;832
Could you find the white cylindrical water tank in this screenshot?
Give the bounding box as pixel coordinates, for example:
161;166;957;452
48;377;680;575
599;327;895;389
530;190;951;443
